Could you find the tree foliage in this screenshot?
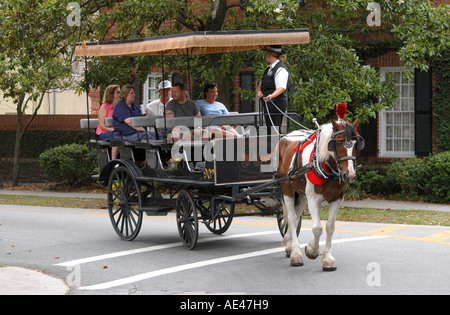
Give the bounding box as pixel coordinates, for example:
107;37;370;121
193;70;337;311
0;0;448;185
0;0;94;185
81;0;448;125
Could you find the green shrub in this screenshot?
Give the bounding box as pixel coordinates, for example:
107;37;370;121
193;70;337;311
39;144;97;185
353;165;392;196
353;152;450;203
421;151;450;203
0;130;87;159
386;158;425;199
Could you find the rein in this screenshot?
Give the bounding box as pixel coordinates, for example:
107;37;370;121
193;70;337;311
263;99;312;134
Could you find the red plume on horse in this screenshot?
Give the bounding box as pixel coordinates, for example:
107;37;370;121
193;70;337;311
276;103;364;270
336;102;347;121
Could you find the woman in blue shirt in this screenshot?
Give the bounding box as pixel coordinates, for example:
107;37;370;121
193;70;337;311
197;83;229;116
112;84;156;158
197;83;239;139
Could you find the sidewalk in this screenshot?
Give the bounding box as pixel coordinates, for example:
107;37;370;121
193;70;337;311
0;267;69;295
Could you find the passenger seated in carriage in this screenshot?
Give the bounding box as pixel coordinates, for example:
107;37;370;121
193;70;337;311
112;84;157;158
197;82;239;139
146;80;172;116
96;85;121;160
164;82;201;142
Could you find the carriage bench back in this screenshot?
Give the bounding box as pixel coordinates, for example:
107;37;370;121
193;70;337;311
131;115;163;128
80;118;99;130
154;114;259;130
80;118;111;148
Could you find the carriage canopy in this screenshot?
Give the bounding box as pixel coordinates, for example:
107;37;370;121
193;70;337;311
75;29;309;57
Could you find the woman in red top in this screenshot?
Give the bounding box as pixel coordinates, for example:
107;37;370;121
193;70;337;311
96;84;120;141
96;85;120;160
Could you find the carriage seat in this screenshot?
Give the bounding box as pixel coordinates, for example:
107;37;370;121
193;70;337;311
79;118;111;148
154;113;259;135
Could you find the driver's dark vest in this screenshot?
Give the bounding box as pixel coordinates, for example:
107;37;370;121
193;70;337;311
261;61;289;101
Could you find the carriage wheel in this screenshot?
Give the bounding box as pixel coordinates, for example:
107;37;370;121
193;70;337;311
277;209;302;238
107;166;143;241
176;189;199;250
205;199;235;235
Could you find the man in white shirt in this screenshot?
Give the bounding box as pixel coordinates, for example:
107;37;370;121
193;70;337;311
146;80;173;116
257;45;289;134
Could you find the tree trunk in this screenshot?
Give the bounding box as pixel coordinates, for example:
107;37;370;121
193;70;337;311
12;94;25;186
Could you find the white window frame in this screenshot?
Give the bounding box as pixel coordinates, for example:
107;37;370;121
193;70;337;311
379;67;416;158
143;72;172;106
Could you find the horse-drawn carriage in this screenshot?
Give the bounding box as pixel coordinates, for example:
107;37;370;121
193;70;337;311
77;30;364;271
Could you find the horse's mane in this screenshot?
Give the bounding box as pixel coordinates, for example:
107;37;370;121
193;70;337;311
317;123;334;161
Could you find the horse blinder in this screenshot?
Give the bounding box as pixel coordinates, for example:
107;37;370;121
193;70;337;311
328;137;365;152
355;137;365;151
328;140;336;152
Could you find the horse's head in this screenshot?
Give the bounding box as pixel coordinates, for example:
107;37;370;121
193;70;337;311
328;118;365;183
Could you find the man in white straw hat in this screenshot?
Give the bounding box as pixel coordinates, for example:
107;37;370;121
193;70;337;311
146;80;173;116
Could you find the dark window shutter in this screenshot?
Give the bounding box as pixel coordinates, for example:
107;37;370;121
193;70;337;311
414;70;433;156
360;94;378;156
360;115;378;156
239;71;254;113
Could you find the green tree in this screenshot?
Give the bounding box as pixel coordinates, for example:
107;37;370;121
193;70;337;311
0;0;95;186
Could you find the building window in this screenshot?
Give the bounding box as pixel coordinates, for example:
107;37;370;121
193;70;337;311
380;67;415;158
143;73;172;106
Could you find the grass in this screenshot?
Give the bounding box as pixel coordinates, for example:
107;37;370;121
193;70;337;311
0;195;107;210
1;194;449;226
318;207;450;226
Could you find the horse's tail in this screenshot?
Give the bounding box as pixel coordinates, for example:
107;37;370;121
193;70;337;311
281;199;288;246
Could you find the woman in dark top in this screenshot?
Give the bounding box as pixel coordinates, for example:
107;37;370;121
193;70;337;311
112;84;156;156
257;45;289;135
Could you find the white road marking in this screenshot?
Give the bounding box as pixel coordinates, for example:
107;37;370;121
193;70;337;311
78;235;388;291
55;230;279;267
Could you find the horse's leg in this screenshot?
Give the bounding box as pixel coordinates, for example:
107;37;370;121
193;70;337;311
281;198;292;257
321;198;342;271
295;195;307;226
305;187;322;260
283;194;304;266
285;195;307;258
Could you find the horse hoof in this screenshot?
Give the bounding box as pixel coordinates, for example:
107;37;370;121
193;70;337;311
290;256;304;267
285;248;291;258
304;246;319;260
322;261;337;272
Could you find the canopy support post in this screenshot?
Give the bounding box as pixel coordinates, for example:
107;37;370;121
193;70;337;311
161;52;168;143
84;56;91;148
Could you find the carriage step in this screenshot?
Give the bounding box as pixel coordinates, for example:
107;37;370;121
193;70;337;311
139;206;172;216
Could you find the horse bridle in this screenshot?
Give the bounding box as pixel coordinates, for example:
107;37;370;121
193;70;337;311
328;129;365;158
325;126;365;183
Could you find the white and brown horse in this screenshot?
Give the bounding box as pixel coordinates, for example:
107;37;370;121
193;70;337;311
277;118;364;271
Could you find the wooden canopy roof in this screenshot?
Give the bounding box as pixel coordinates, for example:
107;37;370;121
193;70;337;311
75;29;309;57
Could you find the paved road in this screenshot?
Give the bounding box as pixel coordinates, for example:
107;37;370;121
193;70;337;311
1;204;449;295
